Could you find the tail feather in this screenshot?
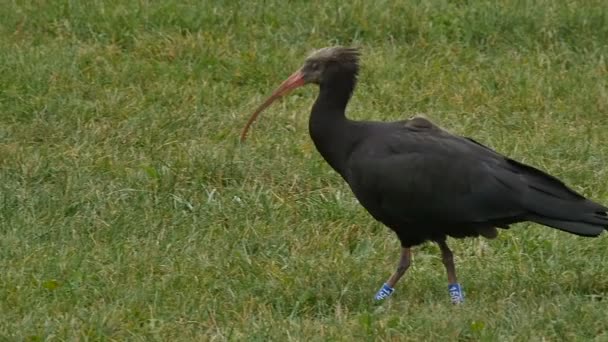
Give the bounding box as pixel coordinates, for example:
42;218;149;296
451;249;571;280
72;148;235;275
509;158;608;237
529;215;606;237
523;185;608;237
467;138;607;237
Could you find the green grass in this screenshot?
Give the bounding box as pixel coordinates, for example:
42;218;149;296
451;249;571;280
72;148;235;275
2;0;608;340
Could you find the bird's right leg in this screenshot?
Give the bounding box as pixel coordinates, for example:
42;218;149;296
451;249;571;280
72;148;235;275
374;247;411;301
437;239;464;304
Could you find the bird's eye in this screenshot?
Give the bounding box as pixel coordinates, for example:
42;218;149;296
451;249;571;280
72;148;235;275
310;62;319;70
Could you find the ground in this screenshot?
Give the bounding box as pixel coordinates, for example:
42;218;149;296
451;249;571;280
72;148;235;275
1;0;608;340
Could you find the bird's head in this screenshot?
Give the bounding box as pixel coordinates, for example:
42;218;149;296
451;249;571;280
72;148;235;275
300;46;360;85
240;46;360;141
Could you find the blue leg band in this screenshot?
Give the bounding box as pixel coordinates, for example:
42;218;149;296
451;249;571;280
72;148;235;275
448;283;464;304
374;283;394;301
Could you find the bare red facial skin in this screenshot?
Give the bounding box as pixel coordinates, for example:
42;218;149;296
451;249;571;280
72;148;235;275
240;70;306;142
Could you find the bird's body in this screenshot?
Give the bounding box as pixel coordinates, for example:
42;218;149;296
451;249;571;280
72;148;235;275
242;46;608;303
332;116;608;246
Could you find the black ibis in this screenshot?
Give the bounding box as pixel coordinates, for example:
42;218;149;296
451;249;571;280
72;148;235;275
241;47;608;303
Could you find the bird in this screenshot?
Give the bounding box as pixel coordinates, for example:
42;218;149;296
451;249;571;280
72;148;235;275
240;46;608;303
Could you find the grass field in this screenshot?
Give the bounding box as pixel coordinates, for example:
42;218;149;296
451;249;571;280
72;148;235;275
2;0;608;340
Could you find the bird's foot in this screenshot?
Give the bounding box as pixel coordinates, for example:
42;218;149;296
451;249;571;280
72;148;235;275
448;283;464;304
374;283;394;301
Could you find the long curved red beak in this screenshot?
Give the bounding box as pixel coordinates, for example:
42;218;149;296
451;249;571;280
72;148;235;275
240;70;306;142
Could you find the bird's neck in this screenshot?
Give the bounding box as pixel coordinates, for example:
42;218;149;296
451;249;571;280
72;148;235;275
309;72;359;176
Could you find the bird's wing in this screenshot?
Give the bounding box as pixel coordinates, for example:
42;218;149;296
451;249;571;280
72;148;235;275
346;117;607;236
345;120;529;225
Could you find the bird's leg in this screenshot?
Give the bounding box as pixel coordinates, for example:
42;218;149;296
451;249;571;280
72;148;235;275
374;247;411;301
438;240;457;283
437;240;464;304
387;247;412;287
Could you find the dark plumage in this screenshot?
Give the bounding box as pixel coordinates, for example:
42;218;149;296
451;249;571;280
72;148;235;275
241;47;608;303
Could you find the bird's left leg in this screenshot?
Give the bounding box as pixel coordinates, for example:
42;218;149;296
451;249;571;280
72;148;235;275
374;247;411;301
437;239;464;304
